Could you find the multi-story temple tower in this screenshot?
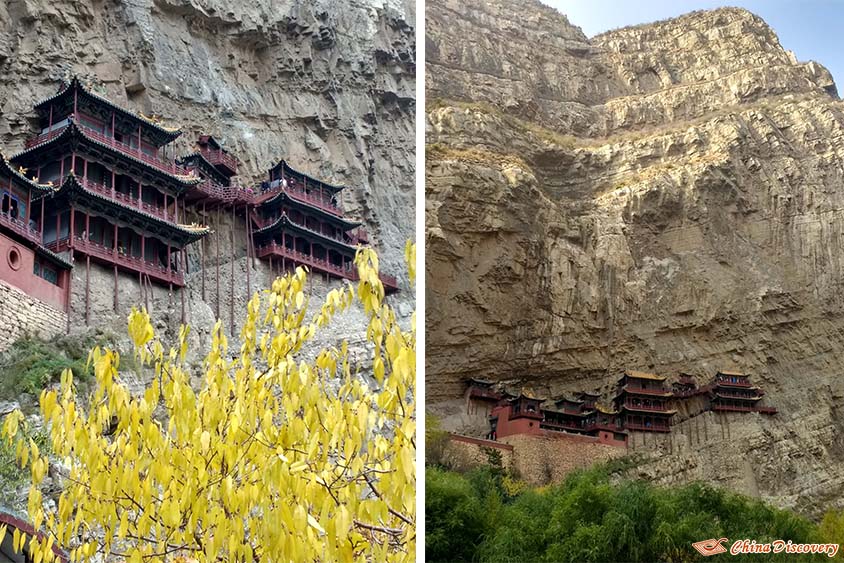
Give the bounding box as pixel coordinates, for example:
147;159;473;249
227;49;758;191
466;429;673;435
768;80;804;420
613;370;676;432
710;370;777;415
252;160;399;293
11;77;210;323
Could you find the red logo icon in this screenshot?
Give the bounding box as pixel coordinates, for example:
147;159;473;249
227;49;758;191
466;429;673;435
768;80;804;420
692;538;729;556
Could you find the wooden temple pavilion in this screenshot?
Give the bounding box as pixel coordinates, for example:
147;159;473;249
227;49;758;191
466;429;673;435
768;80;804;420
252;160;399;293
0;76;401;338
0;155;72;311
11;77;211;323
710;370;777;414
613;370;676;432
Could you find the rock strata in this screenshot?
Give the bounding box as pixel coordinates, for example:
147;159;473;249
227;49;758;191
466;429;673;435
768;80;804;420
427;0;844;516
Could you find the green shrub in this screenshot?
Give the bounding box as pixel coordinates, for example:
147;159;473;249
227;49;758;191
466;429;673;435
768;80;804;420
426;464;826;562
0;333;100;401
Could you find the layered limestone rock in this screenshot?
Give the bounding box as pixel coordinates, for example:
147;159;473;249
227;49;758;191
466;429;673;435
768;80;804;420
0;0;415;350
427;0;844;516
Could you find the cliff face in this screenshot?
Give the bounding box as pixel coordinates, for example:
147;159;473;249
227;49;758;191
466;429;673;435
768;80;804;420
426;0;844;515
0;0;415;351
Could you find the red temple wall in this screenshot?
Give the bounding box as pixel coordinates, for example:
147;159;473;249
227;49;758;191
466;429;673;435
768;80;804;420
490;405;543;438
0;232;67;310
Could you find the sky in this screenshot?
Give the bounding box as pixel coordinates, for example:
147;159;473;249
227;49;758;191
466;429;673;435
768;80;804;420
544;0;844;88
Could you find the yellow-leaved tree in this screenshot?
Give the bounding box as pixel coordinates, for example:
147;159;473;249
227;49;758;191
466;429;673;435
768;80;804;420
2;243;416;562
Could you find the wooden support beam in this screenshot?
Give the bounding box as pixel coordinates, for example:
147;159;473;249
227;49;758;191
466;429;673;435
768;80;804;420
201;201;206;301
85;212;90;325
230;204;235;336
244;205;251;298
216;207;221;320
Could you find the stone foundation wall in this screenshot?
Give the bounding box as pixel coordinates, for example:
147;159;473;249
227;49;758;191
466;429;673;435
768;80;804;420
445;434;515;472
501;434;626;485
446;431;626;486
0;280;67;352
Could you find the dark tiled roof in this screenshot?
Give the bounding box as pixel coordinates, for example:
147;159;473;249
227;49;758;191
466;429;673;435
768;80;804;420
269;159;347;194
0;153;55;194
41;174;211;244
12;121;201;189
33;76;181;143
253;213;358;251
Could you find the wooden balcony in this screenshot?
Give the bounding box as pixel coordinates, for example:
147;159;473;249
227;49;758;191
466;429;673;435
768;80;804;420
713;389;762;401
200;147;238;174
48;236;184;286
622;401;673;413
0;211;41;245
712;403;777;415
624;422;671;433
256;242;354;280
194;180;253;204
76;177;170;222
256;214;357;246
540;421;586;434
26;121;191;179
256;180;342;216
715;377;753;388
621;385;672;397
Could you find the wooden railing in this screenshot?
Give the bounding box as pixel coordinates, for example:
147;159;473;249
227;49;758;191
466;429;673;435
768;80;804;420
348;268;399;292
623;385;671;396
200;147;238;173
715;377;752;388
0;211;41;244
256;242;355;280
48;236;184;286
623;401;671;413
76;177;170;221
712;403;777;414
26;120;191;178
713;389;761;400
256;180;342;216
624;422;671;432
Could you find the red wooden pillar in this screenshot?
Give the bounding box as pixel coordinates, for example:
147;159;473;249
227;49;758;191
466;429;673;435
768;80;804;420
111;170;116;198
164;193;168;221
83;159;88;182
48;104;53;132
39;198;44;240
69;205;75;247
112;111;115;139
